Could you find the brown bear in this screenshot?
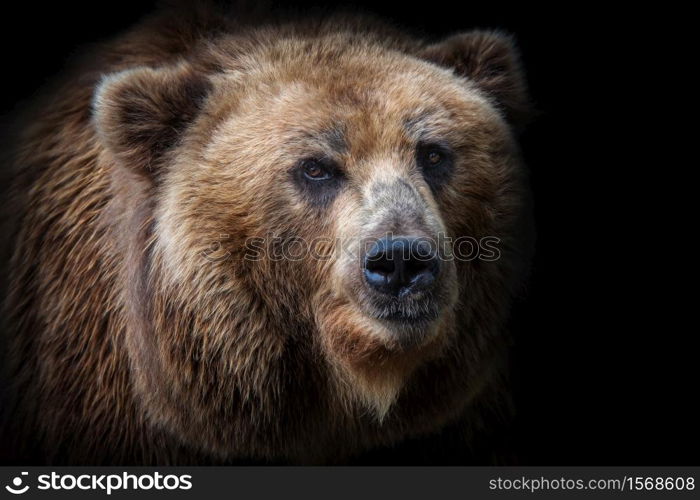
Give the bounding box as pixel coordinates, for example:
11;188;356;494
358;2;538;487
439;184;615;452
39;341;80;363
0;3;533;464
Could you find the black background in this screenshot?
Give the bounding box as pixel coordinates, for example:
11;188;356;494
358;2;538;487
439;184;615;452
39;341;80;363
0;1;695;464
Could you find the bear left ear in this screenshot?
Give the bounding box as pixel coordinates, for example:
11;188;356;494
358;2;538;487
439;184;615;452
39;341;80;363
419;31;531;127
93;63;212;179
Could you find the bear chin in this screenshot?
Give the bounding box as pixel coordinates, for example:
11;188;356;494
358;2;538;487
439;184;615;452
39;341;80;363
315;293;456;420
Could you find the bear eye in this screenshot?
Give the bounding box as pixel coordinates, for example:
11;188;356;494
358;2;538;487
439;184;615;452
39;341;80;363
293;157;344;206
416;143;454;190
426;150;443;166
302;159;333;181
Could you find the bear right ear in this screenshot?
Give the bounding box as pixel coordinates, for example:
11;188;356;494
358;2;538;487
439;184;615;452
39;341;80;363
419;31;531;128
93;64;211;179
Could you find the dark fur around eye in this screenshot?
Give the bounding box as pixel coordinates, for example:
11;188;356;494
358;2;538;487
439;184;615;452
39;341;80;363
292;157;345;206
416;142;454;191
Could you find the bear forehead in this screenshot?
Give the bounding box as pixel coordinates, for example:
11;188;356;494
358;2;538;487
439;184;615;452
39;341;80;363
224;47;493;115
204;60;501;162
203;34;498;120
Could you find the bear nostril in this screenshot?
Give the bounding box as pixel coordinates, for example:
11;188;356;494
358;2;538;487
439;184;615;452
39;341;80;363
363;236;440;297
364;244;394;290
405;258;429;280
365;255;395;276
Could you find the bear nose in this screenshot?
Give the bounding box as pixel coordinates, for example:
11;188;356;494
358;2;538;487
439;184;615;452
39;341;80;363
363;236;440;297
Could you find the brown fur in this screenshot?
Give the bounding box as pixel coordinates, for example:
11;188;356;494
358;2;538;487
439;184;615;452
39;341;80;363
0;3;533;464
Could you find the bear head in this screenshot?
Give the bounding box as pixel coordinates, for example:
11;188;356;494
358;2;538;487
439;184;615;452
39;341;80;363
92;22;532;461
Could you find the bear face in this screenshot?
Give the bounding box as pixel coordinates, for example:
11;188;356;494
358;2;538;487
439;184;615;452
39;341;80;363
3;14;531;464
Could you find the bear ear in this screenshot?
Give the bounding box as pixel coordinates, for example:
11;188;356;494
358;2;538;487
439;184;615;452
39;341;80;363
419;31;531;127
93;63;211;179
